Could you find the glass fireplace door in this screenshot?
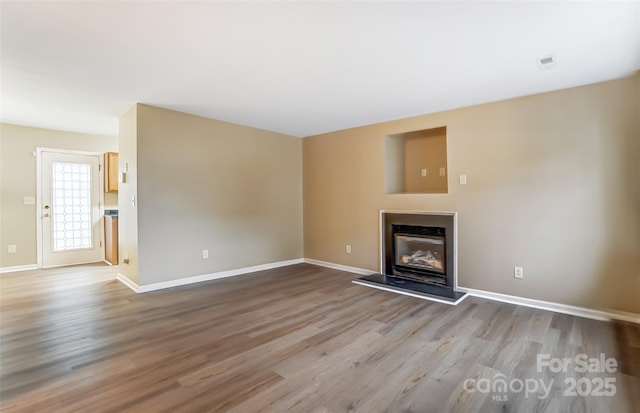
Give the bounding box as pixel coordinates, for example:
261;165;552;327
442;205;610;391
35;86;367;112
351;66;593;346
394;234;445;274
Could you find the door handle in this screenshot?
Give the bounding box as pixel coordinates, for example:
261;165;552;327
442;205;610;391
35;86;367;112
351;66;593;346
43;213;49;218
44;205;50;209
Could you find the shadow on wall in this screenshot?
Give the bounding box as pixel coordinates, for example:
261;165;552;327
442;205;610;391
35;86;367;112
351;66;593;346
612;321;640;408
587;97;640;315
588;197;639;310
590;252;640;314
586;202;639;313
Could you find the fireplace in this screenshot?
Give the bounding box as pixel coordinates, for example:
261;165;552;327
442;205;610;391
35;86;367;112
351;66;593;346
392;225;446;285
382;212;456;289
352;211;465;304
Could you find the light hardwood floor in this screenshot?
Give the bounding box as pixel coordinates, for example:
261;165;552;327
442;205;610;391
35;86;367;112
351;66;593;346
1;263;638;412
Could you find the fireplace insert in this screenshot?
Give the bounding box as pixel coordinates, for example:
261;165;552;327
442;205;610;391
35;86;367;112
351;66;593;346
391;225;447;285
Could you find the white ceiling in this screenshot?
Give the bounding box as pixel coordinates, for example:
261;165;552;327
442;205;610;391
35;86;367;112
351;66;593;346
2;1;639;138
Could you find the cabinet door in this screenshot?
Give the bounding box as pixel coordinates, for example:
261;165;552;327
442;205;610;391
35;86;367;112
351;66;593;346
104;216;118;264
105;152;118;192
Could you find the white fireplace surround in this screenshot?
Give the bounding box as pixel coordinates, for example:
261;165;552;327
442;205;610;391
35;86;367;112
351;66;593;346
379;210;459;291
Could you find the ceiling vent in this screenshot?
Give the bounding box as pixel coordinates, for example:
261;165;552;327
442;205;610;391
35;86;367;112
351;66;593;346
537;55;557;70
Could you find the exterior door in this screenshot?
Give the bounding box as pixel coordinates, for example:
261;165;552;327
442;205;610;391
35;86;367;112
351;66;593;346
40;151;102;267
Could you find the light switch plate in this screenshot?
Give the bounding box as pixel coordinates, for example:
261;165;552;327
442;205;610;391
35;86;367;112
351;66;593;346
459;174;467;185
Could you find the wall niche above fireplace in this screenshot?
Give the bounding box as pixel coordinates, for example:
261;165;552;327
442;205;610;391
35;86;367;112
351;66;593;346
384;126;448;194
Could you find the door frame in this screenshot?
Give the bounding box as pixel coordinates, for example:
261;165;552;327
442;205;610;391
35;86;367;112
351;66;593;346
36;147;106;268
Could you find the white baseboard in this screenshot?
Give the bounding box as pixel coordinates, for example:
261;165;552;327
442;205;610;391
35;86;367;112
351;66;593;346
303;258;377;276
0;264;38;274
303;258;640;324
117;258;304;293
114;255;639;324
457;287;640;324
117;273;140;293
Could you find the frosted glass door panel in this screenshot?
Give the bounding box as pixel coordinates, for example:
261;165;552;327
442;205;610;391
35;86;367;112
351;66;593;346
51;162;93;251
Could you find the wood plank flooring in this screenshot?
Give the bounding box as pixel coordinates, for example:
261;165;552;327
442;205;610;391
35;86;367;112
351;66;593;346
0;263;638;412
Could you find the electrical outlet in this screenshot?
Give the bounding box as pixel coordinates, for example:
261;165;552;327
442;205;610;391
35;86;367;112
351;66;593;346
439;167;446;176
202;249;209;259
514;266;524;279
346;245;352;254
421;168;427;177
7;245;16;254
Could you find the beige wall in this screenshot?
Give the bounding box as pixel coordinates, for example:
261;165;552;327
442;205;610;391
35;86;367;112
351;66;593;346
117;106;139;283
0;123;118;268
384;135;405;194
303;75;640;313
404;128;448;193
124;104;303;285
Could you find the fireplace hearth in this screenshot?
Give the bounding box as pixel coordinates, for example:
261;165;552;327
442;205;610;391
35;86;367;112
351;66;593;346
353;211;466;304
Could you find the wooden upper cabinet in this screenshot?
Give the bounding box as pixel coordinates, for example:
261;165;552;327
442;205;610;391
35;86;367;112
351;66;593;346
104;152;118;192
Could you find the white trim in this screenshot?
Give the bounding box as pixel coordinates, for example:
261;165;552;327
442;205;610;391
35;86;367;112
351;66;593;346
35;260;110;270
379;211;384;274
0;264;39;274
457;287;640;324
36;147;106;157
352;279;467;306
603;310;640;324
379;210;459;216
114;254;640;324
302;258;640;325
303;258;376;276
36;147;106;268
117;273;140;293
117;258;304;293
36;149;42;268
